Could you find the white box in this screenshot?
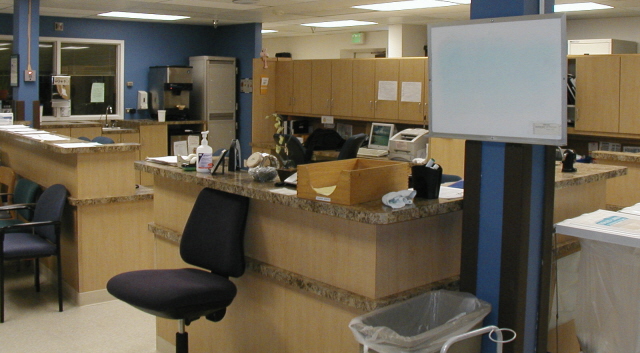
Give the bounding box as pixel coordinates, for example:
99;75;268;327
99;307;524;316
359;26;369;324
568;39;637;55
0;113;13;125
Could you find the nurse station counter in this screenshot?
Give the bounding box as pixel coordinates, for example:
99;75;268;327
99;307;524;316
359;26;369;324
0;126;627;352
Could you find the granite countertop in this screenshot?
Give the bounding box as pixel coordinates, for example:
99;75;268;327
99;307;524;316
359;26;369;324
136;160;462;225
40;121;103;128
554;162;627;189
0;126;140;154
591;150;640;163
136;160;627;225
67;185;154;206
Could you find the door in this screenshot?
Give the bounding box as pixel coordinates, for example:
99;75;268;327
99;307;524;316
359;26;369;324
275;60;294;113
620;55;640;134
374;59;399;121
352;59;376;119
311;60;332;116
331;59;353;117
207;59;236;115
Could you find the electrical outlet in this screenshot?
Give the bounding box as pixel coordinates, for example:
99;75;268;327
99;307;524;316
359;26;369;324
24;70;36;82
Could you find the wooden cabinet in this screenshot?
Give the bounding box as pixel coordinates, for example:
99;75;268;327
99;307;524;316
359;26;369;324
620;55;640;134
331;60;353;117
275;60;312;114
352;60;376;119
311;60;332;115
398;58;427;123
574;55;620;133
374;59;400;120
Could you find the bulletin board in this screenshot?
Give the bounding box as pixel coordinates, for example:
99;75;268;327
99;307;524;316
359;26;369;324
428;13;567;145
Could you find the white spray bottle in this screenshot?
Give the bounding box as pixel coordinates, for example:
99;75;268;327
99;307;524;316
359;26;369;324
196;131;213;173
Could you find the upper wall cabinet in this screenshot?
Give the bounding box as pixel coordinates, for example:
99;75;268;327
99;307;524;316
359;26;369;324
275;60;312;114
352;60;377;119
574;55;620;133
311;60;333;116
398;58;428;123
619;55;640;135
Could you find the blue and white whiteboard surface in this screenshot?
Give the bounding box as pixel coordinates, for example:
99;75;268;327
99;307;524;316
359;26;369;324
428;13;567;145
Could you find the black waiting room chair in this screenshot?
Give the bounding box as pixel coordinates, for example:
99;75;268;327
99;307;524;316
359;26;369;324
91;136;115;144
107;188;250;353
0;183;68;323
273;133;309;166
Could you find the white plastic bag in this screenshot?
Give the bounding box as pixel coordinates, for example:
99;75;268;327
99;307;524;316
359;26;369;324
349;290;491;353
575;239;640;353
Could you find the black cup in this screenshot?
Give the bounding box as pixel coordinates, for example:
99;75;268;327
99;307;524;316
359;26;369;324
411;165;443;199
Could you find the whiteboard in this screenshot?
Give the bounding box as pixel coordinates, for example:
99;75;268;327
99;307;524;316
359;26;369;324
428;13;567;145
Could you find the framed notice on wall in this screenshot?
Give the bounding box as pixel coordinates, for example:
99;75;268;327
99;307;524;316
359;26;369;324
428;13;567;145
10;54;18;87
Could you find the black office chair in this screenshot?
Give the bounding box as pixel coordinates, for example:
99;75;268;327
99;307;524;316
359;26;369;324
77;136;91;141
273;133;308;166
107;188;250;353
92;136;114;144
337;133;367;160
0;184;68;323
441;174;462;183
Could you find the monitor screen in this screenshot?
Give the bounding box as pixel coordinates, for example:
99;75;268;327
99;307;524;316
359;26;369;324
368;123;395;150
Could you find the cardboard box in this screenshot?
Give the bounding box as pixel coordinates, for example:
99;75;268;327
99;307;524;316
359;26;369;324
297;158;409;205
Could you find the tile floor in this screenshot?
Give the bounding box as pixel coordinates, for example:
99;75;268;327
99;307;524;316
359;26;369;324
0;262;159;353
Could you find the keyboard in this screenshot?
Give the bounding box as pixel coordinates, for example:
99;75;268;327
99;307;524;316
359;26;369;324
357;148;389;157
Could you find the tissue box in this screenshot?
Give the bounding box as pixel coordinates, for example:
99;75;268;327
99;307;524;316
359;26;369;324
297;158;409;205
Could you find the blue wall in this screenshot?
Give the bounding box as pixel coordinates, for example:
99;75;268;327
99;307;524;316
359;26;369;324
0;14;261;160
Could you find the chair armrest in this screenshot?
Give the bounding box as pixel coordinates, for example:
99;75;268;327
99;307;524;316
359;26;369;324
0;220;60;233
0;203;36;211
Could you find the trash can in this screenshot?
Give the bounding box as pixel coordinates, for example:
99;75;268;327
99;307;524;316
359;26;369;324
349;290;491;353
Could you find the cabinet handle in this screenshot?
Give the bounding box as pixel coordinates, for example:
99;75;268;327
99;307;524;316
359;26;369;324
374;100;378;110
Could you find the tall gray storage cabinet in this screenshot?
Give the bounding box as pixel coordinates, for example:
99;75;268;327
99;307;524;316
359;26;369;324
189;56;237;152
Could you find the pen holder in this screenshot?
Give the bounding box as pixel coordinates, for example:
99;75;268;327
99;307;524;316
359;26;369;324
411;165;443;199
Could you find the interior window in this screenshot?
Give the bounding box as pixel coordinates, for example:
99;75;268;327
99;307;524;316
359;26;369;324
0;40;13;111
58;43;117;116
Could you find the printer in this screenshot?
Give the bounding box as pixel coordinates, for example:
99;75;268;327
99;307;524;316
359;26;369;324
388;128;429;162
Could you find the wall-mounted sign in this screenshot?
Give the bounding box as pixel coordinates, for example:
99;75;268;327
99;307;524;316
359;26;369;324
10;54;18;87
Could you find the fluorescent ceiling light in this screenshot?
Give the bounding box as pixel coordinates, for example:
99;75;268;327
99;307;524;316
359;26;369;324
0;48;9;51
353;0;465;11
301;20;377;28
39;44;53;48
554;2;613;12
62;46;89;50
261;29;278;33
98;11;189;21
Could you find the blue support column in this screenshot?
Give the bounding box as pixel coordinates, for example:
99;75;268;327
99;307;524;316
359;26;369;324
12;0;39;123
459;1;556;352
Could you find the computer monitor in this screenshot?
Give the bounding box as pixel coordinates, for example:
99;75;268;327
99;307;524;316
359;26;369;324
368;123;395;150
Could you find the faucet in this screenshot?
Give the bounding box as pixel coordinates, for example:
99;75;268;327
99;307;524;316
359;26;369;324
104;105;113;127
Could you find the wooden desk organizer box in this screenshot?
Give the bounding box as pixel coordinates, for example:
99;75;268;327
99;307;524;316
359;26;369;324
297;158;410;205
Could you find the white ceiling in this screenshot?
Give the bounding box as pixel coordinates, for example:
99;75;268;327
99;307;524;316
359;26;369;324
1;0;639;37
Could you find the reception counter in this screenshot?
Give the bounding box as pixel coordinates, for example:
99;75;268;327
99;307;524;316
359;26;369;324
590;151;640;210
136;160;625;353
0;127;154;306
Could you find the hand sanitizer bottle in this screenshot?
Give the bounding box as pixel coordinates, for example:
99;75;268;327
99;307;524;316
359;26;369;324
196;131;213;173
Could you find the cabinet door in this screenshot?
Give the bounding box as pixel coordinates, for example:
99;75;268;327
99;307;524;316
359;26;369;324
311;60;332;116
424;58;430;122
352;60;376;119
292;60;312;114
574;55;621;133
374;59;400;120
331;59;353;117
275;60;294;113
398;58;426;123
620;55;640;134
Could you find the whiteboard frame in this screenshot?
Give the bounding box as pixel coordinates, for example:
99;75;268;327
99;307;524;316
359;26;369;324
428;13;567;145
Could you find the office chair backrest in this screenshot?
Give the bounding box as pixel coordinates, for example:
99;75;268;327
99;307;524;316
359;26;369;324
77;136;91;141
13;178;40;221
179;188;250;278
32;184;67;243
273;134;307;166
337;133;367;160
92;136;114;144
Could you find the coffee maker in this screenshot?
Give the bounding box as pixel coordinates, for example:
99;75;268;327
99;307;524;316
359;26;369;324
148;66;193;121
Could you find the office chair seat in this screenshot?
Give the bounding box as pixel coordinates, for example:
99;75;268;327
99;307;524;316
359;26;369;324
3;232;57;258
107;268;236;322
92;136;114;144
107;188;250;353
